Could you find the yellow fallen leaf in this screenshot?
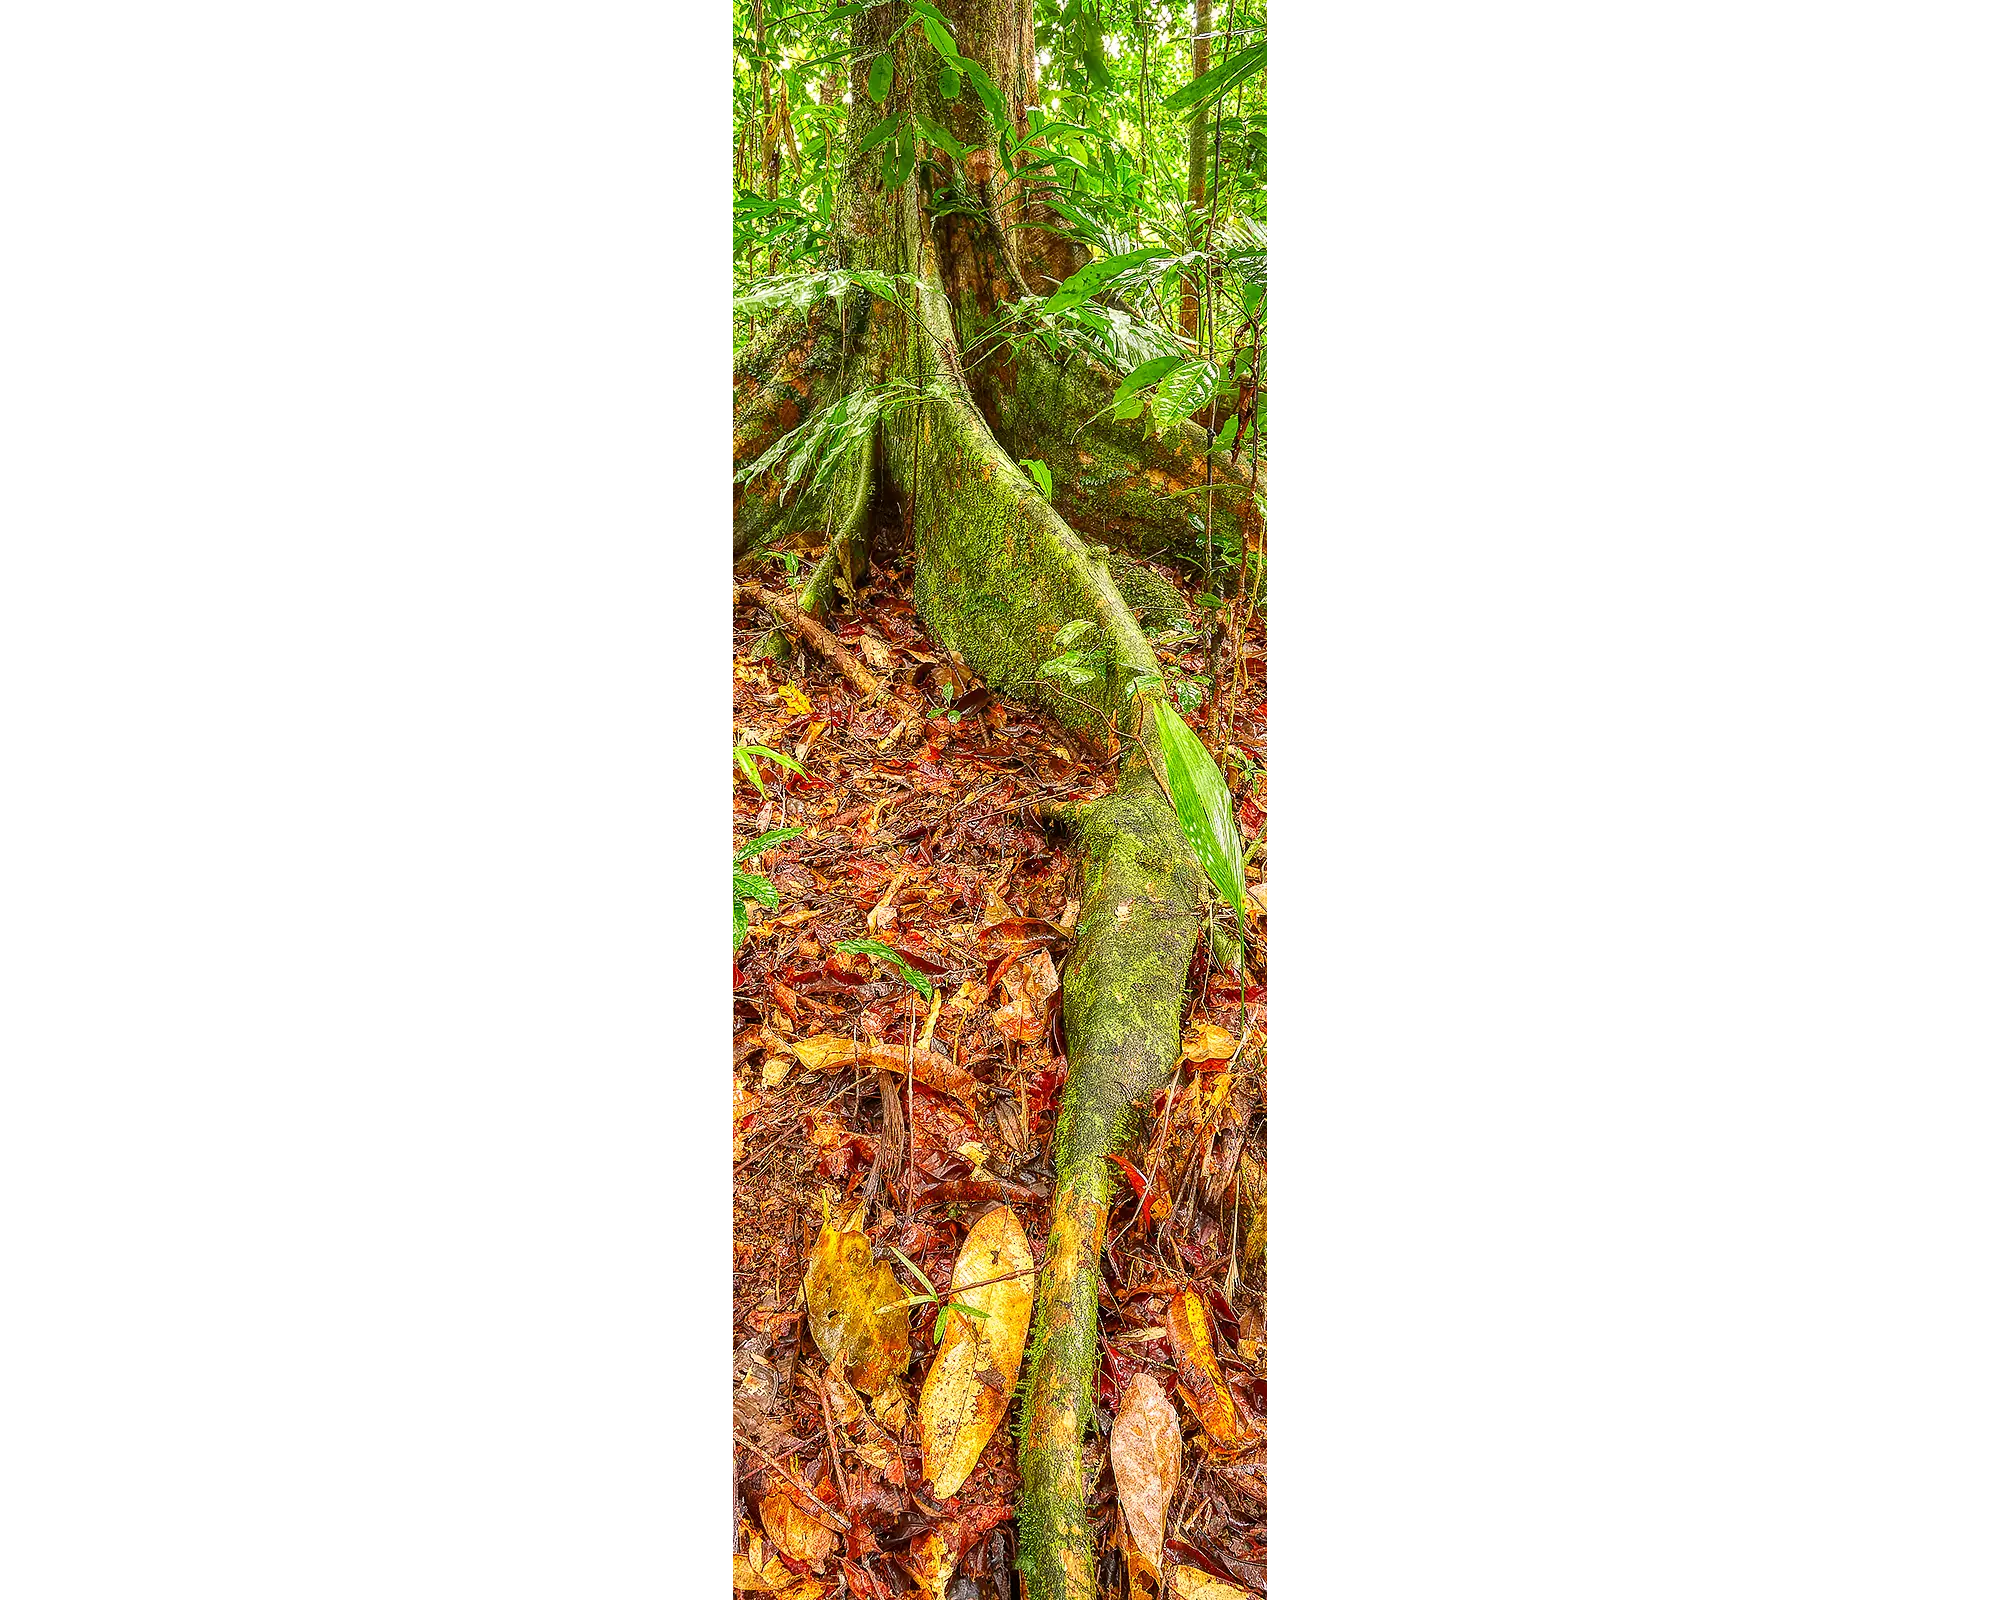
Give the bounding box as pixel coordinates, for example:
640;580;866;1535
1110;1373;1181;1584
732;1530;793;1591
1181;1022;1238;1063
775;1583;829;1600
762;1057;792;1088
901;1529;957;1600
804;1206;910;1396
1171;1569;1256;1600
777;681;813;716
918;1206;1036;1499
758;1488;836;1572
1165;1289;1248;1450
871;1378;910;1433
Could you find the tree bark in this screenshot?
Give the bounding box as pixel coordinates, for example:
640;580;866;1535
1179;0;1211;339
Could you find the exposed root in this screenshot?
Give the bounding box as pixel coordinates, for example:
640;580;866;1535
1015;759;1202;1600
737;582;916;724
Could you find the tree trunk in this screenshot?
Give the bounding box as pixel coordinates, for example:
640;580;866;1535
732;10;1237;1592
1179;0;1211;339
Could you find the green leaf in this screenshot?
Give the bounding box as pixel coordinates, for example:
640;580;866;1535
735;825;805;864
833;938;936;1001
733;896;749;949
959;58;1007;125
855;113;900;158
735;747;766;797
1054;619;1098;649
1161;40;1266;114
734;870;780;913
739;743;808;779
867;52;893;105
935;1298;991;1343
912;110;966;161
938;63;962;100
1020;457;1052;497
888;1244;939;1300
1152;698;1249;929
1042;247;1172;316
1113;355;1186;410
1147;358;1220;435
888;119;918;188
913;11;959;62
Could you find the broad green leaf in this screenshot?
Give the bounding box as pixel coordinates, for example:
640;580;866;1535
833;938;936;1001
1114;355;1187;410
734;870;780;912
888;119;918;188
912;110;966;161
855;113;901;158
1152;698;1248;929
867;52;894;105
938;63;962;100
733;895;749;949
1042;247;1172;316
960;59;1006;126
913;12;959;62
1147;359;1220;435
735;825;805;863
1161;40;1266;114
1020;457;1053;497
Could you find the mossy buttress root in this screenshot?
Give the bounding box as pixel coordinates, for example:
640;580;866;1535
1015;759;1203;1600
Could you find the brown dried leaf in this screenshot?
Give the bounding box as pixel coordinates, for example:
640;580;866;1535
1110;1374;1181;1583
758;1488;837;1573
1164;1290;1248;1450
991;949;1059;1043
917;1206;1037;1498
787;1034;984;1110
804;1208;910;1395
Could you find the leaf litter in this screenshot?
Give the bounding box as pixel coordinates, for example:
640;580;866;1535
734;543;1270;1595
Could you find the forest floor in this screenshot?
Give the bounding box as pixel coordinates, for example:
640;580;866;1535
732;533;1269;1600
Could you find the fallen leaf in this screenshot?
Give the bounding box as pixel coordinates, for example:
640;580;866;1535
1180;1022;1237;1064
991;949;1059;1044
733;1078;757;1163
762;1057;792;1088
1245;879;1267;918
900;1529;957;1600
787;1034;984;1110
759;1487;837;1572
870;1378;910;1433
804;1206;911;1395
1171;1569;1256;1600
858;632;894;671
917;1206;1037;1498
1164;1289;1248;1450
777;681;813;716
1110;1374;1181;1584
732;1530;794;1591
